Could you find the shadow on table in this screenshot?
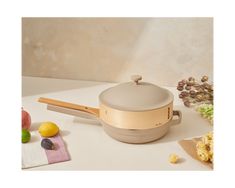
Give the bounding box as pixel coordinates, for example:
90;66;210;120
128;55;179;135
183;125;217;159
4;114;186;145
73;117;101;126
62;105;213;145
30;122;41;131
60;130;71;137
146;105;212;145
30;134;40;143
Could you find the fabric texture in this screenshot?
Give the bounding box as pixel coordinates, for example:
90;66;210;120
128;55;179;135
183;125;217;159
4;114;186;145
44;134;70;164
22;131;70;169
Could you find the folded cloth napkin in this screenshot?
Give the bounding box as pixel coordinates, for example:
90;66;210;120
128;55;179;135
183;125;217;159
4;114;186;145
22;131;70;169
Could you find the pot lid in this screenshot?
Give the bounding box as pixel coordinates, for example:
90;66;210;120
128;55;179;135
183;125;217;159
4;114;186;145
99;75;173;111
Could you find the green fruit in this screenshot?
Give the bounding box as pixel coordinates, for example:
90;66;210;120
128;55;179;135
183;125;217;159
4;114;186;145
22;129;31;143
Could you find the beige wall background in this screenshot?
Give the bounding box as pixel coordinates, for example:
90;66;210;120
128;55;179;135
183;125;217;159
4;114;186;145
22;18;213;86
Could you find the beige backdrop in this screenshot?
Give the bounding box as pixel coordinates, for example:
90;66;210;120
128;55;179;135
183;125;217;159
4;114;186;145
22;18;213;86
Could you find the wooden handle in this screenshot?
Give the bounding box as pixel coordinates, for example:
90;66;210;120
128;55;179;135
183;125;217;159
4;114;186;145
38;97;99;117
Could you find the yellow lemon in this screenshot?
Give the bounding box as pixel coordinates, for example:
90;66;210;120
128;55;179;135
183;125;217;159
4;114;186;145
38;122;59;137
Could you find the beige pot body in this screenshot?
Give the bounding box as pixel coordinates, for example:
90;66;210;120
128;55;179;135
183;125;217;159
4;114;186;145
96;75;182;143
99;102;181;143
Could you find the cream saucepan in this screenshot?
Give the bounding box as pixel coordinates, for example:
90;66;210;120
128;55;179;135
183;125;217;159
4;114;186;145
38;75;182;144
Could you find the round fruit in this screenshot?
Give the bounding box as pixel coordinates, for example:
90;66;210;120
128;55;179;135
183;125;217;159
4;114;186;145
41;138;55;150
22;129;31;143
38;122;59;137
22;108;31;130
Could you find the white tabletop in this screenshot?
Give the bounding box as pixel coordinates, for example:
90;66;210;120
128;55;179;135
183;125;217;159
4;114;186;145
22;76;212;170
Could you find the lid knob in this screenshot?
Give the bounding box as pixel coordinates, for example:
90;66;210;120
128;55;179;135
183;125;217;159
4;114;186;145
131;75;142;85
